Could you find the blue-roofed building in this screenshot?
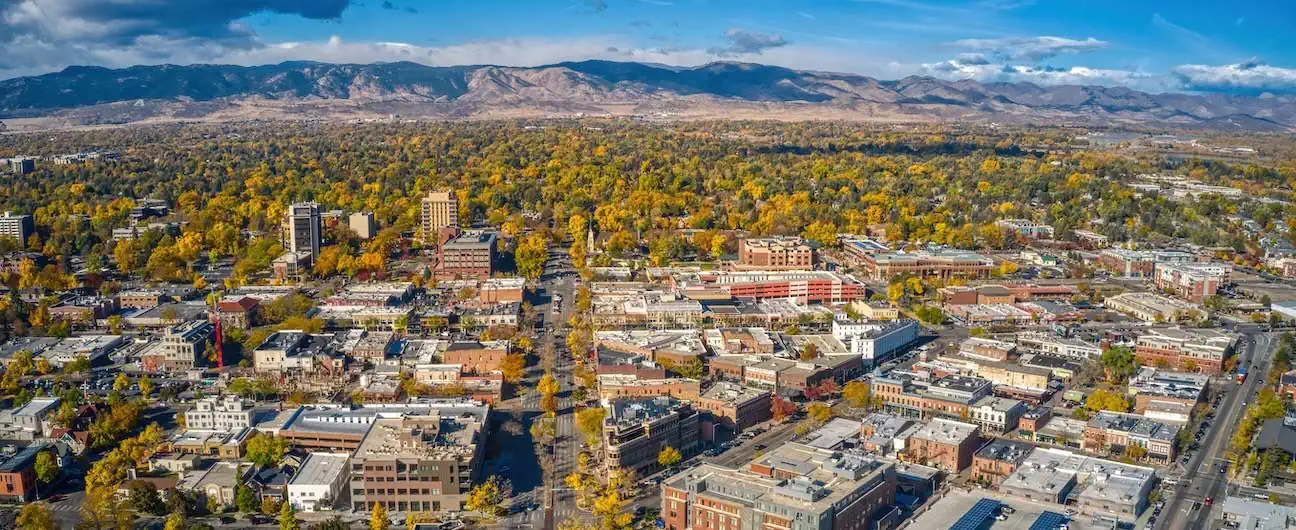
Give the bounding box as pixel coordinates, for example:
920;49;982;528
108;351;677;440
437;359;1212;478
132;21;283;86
1029;511;1070;530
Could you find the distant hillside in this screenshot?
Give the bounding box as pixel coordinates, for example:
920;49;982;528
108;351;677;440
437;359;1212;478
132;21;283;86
3;60;1295;131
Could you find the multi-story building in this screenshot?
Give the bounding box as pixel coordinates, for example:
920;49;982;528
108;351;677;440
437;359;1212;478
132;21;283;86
252;331;342;374
283;202;322;258
604;397;700;475
673;270;866;304
857;249;995;281
702;327;776;355
349;212;376;240
437;231;497;279
971;439;1034;486
737;237;814;270
142;321;214;372
996;219;1055;239
0;212;33;244
184;396;254;431
442;340;509;375
871;374;993;421
4;158;35;175
597;376;701;404
1153;262;1230;302
347;402;489;513
904;418;981;472
1014;331;1102;359
968;396;1028;434
661;443;897;530
1134;327;1236;375
0;443;51;502
694;382;772;434
1084;411;1180;463
216;297;260;329
1097;249;1195;278
287;453;350;512
831;318;920;366
118;290;165;310
420;191;458;240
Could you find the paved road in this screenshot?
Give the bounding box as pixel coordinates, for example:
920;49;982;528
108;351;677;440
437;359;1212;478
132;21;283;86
1158;329;1277;530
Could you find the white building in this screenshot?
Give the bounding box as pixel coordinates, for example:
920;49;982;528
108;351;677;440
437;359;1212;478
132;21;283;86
184;396;254;431
288;453;350;512
1015;331;1103;359
830;318;919;365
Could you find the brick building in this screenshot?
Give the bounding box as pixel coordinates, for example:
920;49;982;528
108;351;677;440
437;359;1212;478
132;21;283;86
737;237;814;270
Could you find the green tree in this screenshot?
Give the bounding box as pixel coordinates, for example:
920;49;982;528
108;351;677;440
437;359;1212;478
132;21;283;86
35;450;58;484
657;446;682;468
842;381;872;408
128;482;166;515
236;484;259;513
113;373;130;392
245;433;288;467
807;402;834;424
1100;346;1139;384
163;510;186;530
18;502;54;530
515;233;549;280
280;499;299;530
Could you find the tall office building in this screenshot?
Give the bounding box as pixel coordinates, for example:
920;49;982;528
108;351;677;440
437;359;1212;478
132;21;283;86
283;202;322;258
0;212;33;244
349;212;376;239
420;191;458;240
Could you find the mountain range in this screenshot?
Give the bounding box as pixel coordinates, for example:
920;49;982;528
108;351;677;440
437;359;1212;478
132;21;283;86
2;60;1295;131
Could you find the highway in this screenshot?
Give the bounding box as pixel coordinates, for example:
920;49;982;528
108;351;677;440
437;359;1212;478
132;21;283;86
1158;329;1276;530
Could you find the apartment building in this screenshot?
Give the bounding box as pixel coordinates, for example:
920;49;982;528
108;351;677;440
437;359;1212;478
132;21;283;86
604;397;700;475
184;396;254;432
0;212;33;244
283;202;322;258
1134;327;1236;375
420;191;458;240
737;237;814;270
1097;249;1195;278
1153;262;1230;302
347;403;490;513
661;443;897;530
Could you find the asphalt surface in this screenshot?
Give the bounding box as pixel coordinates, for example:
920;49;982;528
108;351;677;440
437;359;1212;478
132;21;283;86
1157;328;1277;530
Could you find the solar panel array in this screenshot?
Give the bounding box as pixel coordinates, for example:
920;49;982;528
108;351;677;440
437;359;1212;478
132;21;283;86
950;498;1002;530
1029;511;1070;530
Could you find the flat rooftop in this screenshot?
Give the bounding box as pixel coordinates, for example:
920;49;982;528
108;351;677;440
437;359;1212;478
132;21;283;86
291;453;350;486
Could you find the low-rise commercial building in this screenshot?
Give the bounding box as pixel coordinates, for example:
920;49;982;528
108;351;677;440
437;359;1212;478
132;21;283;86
905;418;980;472
857;249;995;281
1015;331;1102;359
831;318;920;365
288;453;350;512
958;337;1017;361
694;382;772;434
1084;411;1180;463
185;396;254;431
1134;327;1235;375
996;219;1054;239
1104;292;1201;322
971;439;1035;486
999;447;1156;522
660;443;897;530
969;396;1028;434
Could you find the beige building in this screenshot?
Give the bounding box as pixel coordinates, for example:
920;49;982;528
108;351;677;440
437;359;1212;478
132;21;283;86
737;237;813;270
420;191;458;240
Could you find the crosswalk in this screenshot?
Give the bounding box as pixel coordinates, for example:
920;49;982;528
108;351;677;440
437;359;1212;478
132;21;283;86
46;501;80;513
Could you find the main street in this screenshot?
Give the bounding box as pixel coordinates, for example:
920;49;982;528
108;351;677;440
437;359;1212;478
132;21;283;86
1158;328;1277;530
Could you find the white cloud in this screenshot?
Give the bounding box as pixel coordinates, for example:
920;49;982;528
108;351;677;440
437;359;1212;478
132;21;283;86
951;36;1107;61
1172;61;1296;93
923;59;1160;89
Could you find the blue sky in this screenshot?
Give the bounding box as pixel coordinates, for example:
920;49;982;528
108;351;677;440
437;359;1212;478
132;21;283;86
1;0;1295;92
